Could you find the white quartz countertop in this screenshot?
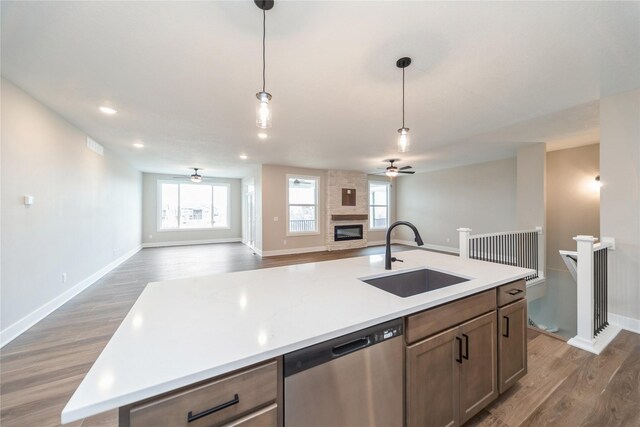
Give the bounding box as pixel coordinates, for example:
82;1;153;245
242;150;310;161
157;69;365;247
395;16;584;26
62;250;533;423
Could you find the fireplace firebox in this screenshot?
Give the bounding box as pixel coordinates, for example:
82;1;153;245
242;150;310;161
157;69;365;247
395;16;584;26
334;224;364;241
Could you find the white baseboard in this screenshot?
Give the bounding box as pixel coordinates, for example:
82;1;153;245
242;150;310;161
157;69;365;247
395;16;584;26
567;324;622;355
609;313;640;334
262;246;328;257
395;240;459;254
0;245;142;348
142;238;242;248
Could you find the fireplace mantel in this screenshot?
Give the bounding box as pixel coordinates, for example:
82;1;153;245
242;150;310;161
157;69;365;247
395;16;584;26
331;214;368;221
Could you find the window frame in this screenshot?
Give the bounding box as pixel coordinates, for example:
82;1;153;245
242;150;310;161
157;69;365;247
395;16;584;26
368;180;390;231
286;174;320;236
156;180;231;232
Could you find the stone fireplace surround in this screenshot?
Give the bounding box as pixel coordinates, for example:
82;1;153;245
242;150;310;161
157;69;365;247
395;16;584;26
326;170;368;250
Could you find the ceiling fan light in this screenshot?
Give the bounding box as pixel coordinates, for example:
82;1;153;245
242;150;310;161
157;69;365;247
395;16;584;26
397;127;410;153
190;175;203;183
386;167;399;177
256;91;272;129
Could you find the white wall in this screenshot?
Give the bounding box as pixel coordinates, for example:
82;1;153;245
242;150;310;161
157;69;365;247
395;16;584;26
517;143;546;230
395;158;518;251
600;89;640;329
367;174;396;245
142;173;242;246
517;143;546;274
243;165;263;252
1;79;142;344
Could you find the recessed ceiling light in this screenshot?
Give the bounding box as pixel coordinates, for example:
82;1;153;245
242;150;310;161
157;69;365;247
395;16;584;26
257;133;268;139
99;106;117;115
240;154;248;160
133;142;144;148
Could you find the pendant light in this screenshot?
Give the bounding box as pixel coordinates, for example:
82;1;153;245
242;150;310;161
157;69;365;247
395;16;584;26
255;0;274;129
396;57;411;153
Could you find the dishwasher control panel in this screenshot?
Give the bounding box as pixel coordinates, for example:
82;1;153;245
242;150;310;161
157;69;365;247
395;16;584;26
373;324;403;343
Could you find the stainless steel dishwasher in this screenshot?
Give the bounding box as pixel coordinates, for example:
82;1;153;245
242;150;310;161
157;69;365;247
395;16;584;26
284;319;404;427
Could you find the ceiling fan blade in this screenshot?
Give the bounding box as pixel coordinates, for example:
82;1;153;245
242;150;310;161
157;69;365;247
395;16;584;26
399;165;413;170
398;170;415;174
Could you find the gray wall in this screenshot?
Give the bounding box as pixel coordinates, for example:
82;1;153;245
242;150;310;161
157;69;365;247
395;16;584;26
546;144;600;271
600;89;640;325
1;79;142;338
261;164;327;253
142;173;242;245
395;158;517;250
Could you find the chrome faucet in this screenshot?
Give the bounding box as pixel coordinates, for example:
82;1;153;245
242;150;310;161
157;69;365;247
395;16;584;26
385;221;424;270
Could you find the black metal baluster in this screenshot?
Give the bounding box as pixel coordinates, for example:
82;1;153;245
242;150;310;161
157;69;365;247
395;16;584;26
604;248;608;328
594;250;598;335
533;232;540;278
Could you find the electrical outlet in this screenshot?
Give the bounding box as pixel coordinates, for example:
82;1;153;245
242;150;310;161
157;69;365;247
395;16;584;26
274;217;279;222
149;234;153;239
62;273;67;283
283;239;287;245
446;237;451;243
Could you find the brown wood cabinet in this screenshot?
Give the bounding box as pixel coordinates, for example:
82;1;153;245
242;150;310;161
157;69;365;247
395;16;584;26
498;298;528;393
406;327;460;427
406;311;498;427
120;360;280;427
458;312;498;424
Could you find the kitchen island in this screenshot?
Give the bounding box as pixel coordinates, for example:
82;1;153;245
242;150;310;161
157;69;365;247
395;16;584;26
62;249;532;425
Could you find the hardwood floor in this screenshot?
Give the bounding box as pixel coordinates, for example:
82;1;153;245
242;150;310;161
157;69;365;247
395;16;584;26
1;243;638;427
467;328;640;427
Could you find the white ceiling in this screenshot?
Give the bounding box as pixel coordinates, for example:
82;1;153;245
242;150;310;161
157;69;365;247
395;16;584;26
2;1;639;178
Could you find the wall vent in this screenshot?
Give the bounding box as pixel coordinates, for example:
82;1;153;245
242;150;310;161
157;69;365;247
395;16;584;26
86;137;104;156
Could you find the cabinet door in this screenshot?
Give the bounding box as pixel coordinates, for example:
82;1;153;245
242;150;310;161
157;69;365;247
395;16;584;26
498;299;527;393
406;326;460;427
458;311;498;424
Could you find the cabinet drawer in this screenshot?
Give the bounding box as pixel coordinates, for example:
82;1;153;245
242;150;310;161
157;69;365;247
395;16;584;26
130;361;277;427
222;404;277;427
497;280;526;307
405;289;496;344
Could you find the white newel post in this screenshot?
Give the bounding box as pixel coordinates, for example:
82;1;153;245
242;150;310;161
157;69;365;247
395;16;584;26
457;228;471;258
536;226;545;278
569;235;596;350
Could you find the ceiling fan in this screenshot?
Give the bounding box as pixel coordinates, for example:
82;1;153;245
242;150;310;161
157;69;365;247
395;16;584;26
377;159;415;177
173;168;209;183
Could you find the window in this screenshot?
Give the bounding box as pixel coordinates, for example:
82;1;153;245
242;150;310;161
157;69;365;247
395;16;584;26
287;175;319;234
159;182;230;230
369;181;390;230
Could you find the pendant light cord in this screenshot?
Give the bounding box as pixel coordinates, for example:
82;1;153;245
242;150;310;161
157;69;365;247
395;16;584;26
402;67;405;128
262;9;266;93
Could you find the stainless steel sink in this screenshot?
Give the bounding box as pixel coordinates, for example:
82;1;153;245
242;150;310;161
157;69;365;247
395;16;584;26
361;268;470;298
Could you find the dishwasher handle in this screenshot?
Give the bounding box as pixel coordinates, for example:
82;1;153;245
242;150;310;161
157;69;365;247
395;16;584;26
332;337;370;357
284;318;403;378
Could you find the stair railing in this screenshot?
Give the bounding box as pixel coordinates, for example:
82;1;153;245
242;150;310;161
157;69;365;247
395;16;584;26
458;227;544;282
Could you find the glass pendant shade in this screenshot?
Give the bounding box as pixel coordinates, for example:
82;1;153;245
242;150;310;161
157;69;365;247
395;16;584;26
191;175;202;183
397;127;410;153
386;169;399;178
256;91;272;129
